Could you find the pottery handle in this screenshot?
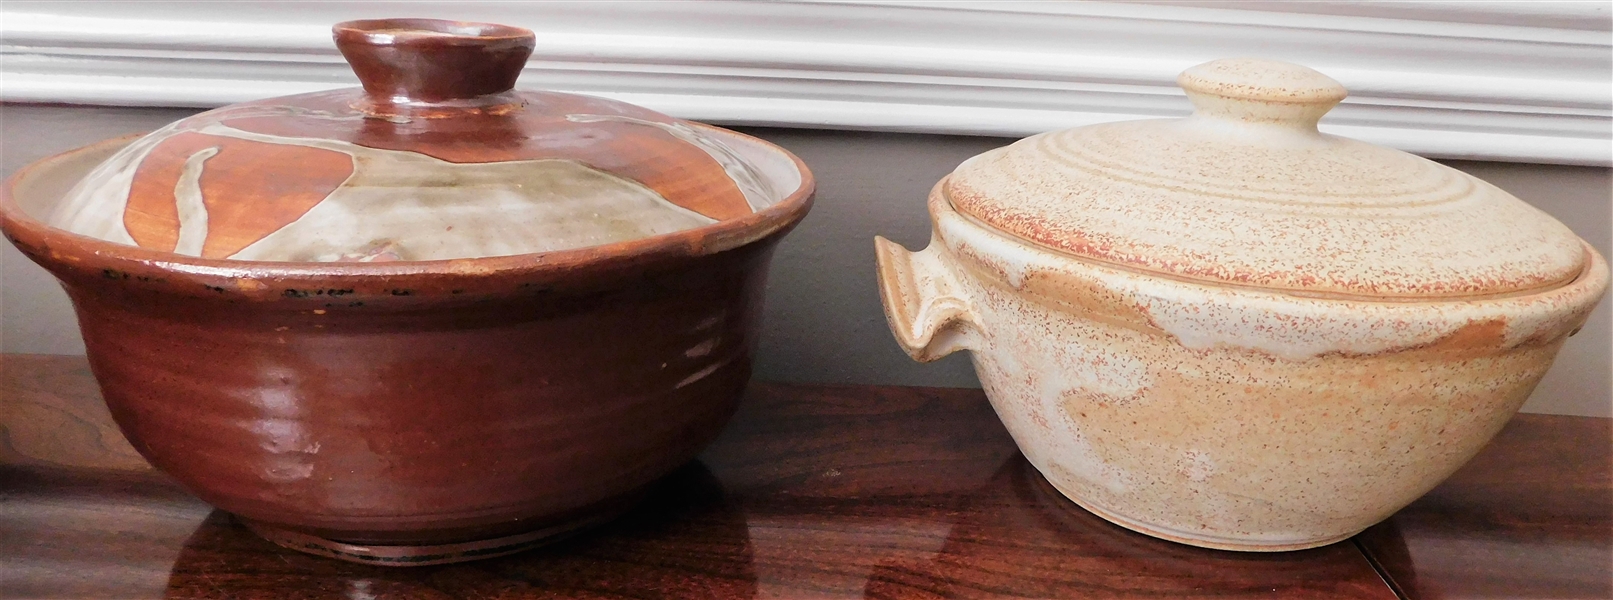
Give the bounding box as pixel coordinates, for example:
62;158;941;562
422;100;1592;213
875;236;977;362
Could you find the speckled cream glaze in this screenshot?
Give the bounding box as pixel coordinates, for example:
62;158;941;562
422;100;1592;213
877;184;1607;551
875;58;1611;552
947;58;1585;299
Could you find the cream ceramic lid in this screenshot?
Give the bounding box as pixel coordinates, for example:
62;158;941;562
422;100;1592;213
946;58;1587;300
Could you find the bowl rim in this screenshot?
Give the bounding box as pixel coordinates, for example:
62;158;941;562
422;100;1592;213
927;175;1609;307
0;122;815;297
920;183;1608;362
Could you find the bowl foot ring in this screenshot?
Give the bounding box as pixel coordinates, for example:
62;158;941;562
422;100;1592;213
1041;476;1362;552
240;514;614;566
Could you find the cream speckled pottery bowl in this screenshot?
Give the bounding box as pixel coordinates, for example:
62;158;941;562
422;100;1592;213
875;58;1608;551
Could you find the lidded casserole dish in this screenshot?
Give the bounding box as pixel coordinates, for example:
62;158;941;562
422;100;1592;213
1;18;813;565
876;58;1606;551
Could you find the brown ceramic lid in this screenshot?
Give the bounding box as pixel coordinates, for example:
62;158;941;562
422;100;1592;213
44;19;793;262
946;58;1587;300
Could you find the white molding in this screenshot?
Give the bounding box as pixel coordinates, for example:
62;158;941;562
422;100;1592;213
1;1;1608;165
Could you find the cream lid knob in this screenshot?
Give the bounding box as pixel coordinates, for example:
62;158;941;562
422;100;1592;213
1178;58;1347;130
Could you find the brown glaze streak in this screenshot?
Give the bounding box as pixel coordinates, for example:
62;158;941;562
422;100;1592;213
122;137;189;253
4;129;812;304
71;18;757;262
125;131;354;257
217;90;754;222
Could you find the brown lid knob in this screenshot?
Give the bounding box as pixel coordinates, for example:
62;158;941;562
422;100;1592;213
333;19;535;113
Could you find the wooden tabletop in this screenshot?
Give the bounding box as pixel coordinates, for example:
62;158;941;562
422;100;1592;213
2;354;1608;599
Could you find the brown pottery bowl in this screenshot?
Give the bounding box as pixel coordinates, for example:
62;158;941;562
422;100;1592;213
1;19;814;566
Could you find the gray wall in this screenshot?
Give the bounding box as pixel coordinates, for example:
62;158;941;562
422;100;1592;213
3;104;1609;417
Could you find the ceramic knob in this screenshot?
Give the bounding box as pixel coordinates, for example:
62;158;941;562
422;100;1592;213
333;19;536;113
1178;58;1347;129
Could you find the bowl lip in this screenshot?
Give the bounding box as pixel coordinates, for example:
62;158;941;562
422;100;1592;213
0;122;816;292
927;176;1611;309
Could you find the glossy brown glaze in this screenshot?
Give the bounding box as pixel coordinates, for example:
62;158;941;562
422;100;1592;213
2;195;806;560
39;19;792;263
1;18;815;561
333;19;535;111
5;355;1411;598
1356;413;1613;599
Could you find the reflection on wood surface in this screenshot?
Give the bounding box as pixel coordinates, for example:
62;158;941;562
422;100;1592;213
3;354;1606;599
